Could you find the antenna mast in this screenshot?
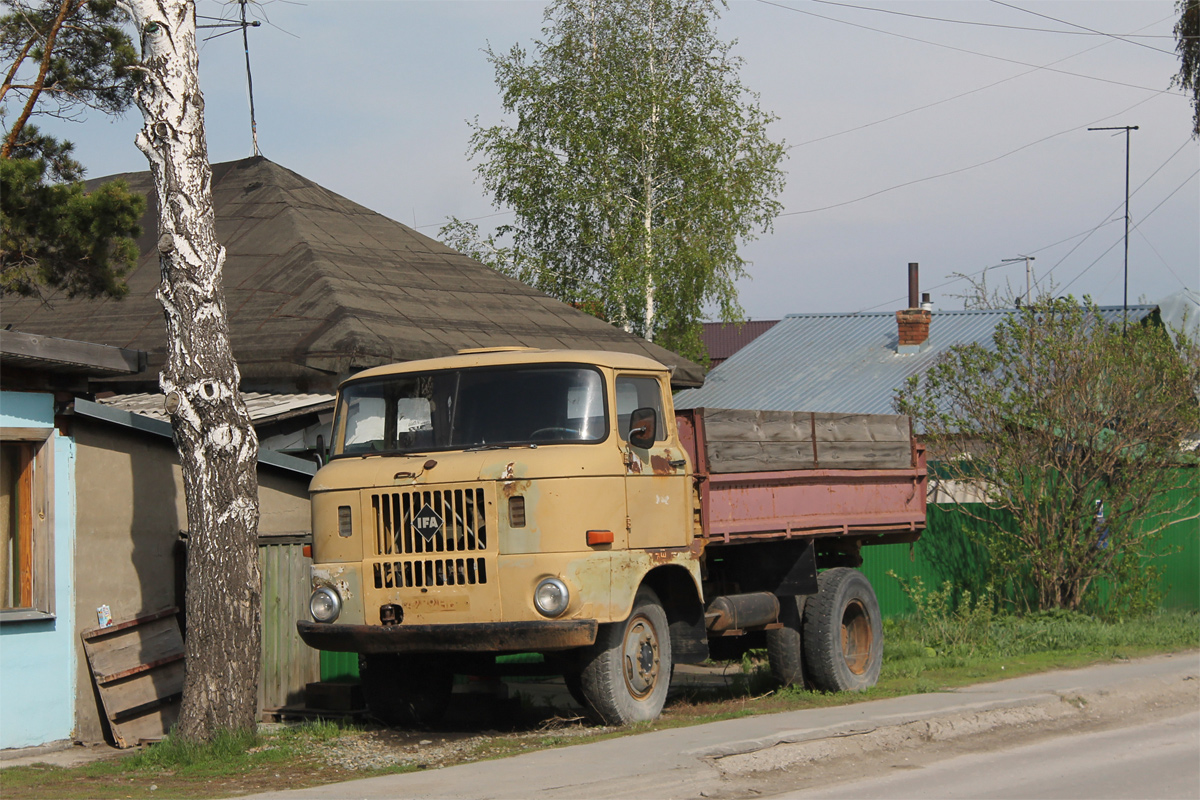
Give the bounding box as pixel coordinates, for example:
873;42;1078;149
198;1;263;156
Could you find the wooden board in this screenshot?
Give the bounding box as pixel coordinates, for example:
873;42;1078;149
701;408;912;474
81;608;184;748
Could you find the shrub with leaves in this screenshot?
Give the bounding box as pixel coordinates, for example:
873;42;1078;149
896;298;1200;614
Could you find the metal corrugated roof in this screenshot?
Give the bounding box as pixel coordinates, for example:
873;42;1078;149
701;320;780;362
98;391;334;423
675;306;1157;415
74;398;317;476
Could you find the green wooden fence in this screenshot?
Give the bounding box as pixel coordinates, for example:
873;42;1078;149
862;466;1199;616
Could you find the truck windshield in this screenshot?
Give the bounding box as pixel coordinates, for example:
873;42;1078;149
332;366;608;456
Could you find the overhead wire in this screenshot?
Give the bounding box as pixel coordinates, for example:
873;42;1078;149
780;92;1164;217
752;0;1183;95
1034;135;1198;291
855;135;1197;312
789;8;1176;150
1057;167;1199;294
985;0;1178;55
805;0;1175;40
1135;228;1192;291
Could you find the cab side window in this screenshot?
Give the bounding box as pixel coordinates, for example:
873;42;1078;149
616;376;666;442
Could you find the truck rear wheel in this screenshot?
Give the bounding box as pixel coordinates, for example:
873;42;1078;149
802;568;882;692
359;653;454;728
579;587;672;725
766;594;806;686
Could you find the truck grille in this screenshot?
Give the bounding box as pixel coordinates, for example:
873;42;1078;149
371;487;488;556
373;557;488;589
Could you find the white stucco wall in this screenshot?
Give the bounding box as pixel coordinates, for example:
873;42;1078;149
0;391;76;749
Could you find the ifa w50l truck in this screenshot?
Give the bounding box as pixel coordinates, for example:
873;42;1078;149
298;348;927;725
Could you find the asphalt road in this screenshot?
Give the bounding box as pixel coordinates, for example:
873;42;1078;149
236;652;1199;800
783;709;1200;800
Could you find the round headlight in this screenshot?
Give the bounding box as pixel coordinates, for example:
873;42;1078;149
309;586;342;623
534;577;569;617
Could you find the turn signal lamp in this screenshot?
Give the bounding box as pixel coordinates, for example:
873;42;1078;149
586;530;614;546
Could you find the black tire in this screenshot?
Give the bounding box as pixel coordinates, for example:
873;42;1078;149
578;587;672;725
802;568;882;692
563;671;588;709
766;594;805;686
359;653;454;728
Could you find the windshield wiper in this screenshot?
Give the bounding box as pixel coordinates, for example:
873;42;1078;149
464;444;539;452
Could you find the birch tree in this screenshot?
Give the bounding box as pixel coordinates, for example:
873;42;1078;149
451;0;785;361
120;0;261;741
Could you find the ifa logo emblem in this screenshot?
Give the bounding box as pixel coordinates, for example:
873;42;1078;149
412;504;444;541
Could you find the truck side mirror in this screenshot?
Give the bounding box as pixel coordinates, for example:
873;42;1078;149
629;407;656;449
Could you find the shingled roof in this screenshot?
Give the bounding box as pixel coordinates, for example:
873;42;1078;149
1;157;703;391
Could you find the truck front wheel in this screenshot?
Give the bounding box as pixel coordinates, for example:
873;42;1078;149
802;568;882;692
579;587;672;725
359;653;454;728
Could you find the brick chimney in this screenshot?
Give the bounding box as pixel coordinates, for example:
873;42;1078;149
896;262;930;354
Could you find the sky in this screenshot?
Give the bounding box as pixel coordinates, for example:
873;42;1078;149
39;0;1200;321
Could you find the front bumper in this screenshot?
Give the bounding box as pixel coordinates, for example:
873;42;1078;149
297;619;598;654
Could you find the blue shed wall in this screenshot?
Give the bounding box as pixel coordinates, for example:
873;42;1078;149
0;391;77;749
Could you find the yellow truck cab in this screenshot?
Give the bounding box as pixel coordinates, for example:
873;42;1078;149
299;347;927;726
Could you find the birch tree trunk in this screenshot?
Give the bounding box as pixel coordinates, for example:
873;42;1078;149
123;0;261;741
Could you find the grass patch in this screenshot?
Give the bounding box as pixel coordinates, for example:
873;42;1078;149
0;720;371;800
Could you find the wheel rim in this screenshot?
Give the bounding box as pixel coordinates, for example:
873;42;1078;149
840;599;873;675
621;614;660;699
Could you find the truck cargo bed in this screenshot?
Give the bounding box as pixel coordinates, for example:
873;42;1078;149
677;408;926;547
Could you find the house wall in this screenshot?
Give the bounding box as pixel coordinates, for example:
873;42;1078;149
71;418;312;744
0;391;76;750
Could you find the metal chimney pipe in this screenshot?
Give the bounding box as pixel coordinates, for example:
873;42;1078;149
908;263;919;309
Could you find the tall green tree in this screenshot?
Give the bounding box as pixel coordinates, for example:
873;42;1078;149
1175;0;1199;136
448;0;786;361
0;0;143;299
896;298;1200;614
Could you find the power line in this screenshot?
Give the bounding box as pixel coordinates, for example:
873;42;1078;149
789;9;1176;151
753;0;1182;95
854;137;1196;313
415;208;513;231
779;92;1163;217
1135;228;1192;291
1036;135;1197;290
804;0;1175;40
985;0;1177;55
1058;168;1199;294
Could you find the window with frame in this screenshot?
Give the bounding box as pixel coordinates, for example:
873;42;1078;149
615;376;666;442
1;429;54;620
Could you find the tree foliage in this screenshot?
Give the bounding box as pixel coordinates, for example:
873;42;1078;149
449;0;786;361
1175;0;1199;137
896;298;1200;614
1;151;143;298
1;0;139;155
0;0;143;299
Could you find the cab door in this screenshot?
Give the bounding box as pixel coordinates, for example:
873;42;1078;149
616;373;690;549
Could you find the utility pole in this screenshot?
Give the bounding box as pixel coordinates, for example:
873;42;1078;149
1087;125;1138;333
1001;255;1035;306
198;1;263;156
